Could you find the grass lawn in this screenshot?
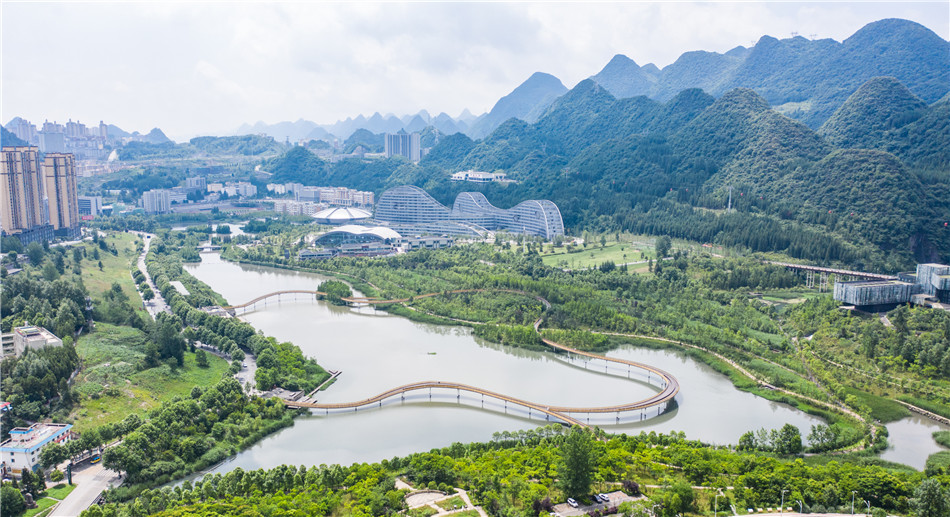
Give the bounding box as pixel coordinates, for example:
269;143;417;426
71;323;230;432
407;506;439;517
24;496;58;517
935;431;950;449
436;495;466;510
44;483;76;500
79;232;142;299
542;241;653;269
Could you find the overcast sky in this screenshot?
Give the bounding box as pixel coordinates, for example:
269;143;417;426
2;1;947;141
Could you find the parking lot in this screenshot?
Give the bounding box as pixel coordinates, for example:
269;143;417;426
551;490;645;516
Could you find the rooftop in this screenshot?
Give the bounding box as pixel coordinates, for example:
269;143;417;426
1;423;71;451
322;225;401;240
312;207;372;223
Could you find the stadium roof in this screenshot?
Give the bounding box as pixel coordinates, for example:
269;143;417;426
312;207;372;224
321;225;401;240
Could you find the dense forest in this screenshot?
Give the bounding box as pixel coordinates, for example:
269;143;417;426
86;427;948;517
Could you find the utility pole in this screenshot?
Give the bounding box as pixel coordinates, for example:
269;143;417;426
852;491;857;515
781;490;787;516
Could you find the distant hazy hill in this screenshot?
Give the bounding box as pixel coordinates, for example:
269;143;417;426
467;72;568;139
589;18;950;128
242;110;474;142
590;55;659;99
237;119;320;142
1;126;28;147
190;134;284;156
141;128;172;144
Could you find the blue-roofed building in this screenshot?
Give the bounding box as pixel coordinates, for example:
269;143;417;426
1;423;74;474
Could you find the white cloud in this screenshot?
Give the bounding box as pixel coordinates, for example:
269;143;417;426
2;1;947;141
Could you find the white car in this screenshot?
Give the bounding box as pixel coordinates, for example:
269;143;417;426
567;498;578;508
598;493;609;502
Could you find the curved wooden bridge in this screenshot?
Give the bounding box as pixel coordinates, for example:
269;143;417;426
224;290;326;311
286;381;588;428
226;287;679;427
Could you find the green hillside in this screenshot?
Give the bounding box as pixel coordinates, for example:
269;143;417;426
819;77;928;149
261;74;949;268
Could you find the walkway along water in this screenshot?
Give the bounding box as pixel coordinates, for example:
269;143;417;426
234;289;681;428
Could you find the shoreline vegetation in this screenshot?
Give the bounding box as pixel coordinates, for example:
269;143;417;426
6;227;947;516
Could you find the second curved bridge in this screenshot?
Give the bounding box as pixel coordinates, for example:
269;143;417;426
234;288;680;428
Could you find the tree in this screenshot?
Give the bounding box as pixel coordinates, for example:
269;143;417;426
25;241;45;265
40;442;68;470
1;485;25;517
42;260;60;281
775;423;803;455
142;288;155;301
655;236;672;259
911;479;950;517
195;348;209;368
558;427;596;498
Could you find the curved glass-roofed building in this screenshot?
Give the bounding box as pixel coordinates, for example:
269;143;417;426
375;185;564;239
374;185;450;224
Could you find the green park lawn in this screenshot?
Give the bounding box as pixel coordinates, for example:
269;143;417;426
541;240;654;269
70;323;230;432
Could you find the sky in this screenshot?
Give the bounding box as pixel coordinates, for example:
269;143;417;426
2;1;948;141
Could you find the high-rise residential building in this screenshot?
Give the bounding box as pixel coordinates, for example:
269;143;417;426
38;132;66;153
384;132;421;162
9;119;38;144
1;146;46;234
43;153;80;237
142;189;171;214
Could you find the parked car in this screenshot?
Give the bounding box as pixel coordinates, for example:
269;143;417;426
598;493;609;502
567;498;578;508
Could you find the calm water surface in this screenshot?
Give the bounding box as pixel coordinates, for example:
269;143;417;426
185;254;940;471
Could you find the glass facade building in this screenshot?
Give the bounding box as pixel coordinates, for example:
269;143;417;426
375;185;564;239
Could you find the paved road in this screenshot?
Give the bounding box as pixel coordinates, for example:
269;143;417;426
49;463;121;517
133;232;172;320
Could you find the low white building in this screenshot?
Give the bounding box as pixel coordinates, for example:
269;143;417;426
1;325;63;358
1;423;73;475
450;170;509;183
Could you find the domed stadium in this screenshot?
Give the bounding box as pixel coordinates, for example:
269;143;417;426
312;206;372;225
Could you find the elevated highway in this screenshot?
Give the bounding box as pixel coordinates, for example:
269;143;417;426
766;261;896;281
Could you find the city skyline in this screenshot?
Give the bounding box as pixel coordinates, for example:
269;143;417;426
2;2;948;141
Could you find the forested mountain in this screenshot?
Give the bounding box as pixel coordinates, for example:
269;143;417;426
300;74;943;269
467;72;569;139
819;78;950;171
117;134;285;160
588;19;949;128
589;55;658;101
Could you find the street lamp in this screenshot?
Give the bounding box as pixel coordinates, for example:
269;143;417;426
714;493;719;517
864;500;871;516
851;491;857;515
796;500;803;514
781;490;787;516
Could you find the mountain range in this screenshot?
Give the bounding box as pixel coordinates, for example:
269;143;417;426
266;64;948;268
588;18;949;128
239;18;948;145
